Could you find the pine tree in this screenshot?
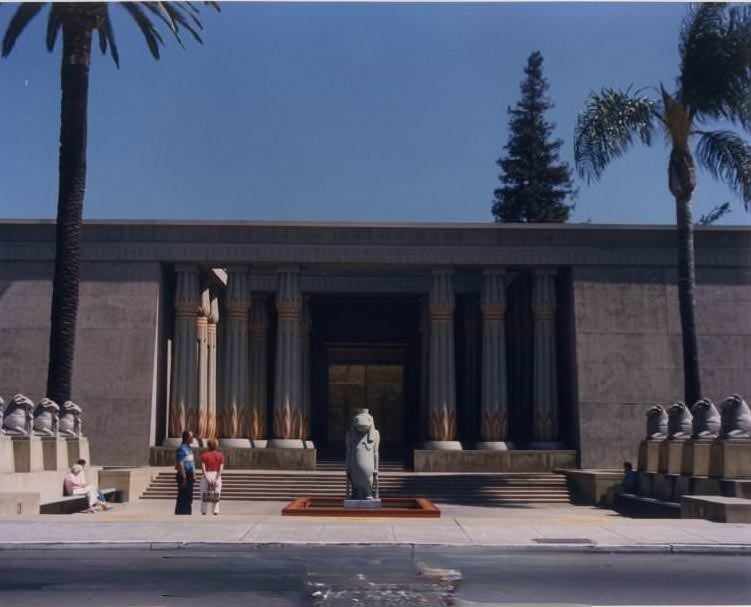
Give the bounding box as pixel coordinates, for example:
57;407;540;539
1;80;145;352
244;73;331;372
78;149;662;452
492;51;575;223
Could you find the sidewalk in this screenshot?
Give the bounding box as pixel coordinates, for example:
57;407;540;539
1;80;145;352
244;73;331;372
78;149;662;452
0;499;749;553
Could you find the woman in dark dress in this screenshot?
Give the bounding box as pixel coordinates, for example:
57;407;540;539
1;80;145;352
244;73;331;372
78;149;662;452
175;430;195;515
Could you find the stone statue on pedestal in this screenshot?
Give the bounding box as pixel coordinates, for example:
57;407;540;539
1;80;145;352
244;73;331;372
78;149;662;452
645;404;668;439
667;402;692;440
59;401;83;438
33;398;60;436
345;409;380;500
720;394;751;439
691;398;721;439
2;394;34;436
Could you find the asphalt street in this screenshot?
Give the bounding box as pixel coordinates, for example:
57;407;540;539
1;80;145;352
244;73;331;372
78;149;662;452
1;546;749;606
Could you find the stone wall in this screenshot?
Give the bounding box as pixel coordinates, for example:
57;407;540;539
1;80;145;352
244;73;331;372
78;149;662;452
0;260;162;466
573;265;751;469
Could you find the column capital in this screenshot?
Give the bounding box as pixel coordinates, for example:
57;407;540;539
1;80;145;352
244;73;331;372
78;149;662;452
174;266;201;318
225;269;251;319
481;269;506;319
430;268;455;313
276;269;302;319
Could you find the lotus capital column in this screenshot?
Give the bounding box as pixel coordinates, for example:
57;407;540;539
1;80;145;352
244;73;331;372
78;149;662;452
425;268;462;450
219;266;252;448
531;267;562;449
167;265;201;444
269;267;305;448
248;296;269;448
478;268;511;450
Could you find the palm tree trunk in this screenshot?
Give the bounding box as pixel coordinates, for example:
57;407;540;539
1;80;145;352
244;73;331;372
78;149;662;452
669;146;702;406
46;23;92;404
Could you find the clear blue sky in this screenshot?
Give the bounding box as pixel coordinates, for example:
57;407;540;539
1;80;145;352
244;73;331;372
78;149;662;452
1;2;749;225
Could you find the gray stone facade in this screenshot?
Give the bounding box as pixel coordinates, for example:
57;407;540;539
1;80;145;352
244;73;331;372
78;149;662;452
0;220;749;467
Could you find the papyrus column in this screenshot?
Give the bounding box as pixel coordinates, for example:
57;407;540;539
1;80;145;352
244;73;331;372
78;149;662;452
167;265;200;443
425;268;462;450
531;268;561;448
248;296;269;447
196;285;211;439
205;292;219;439
269;267;304;448
478;269;511;449
219;266;251;447
300;296;313;447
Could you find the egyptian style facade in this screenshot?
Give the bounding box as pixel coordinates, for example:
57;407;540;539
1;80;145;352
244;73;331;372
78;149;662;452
1;220;749;468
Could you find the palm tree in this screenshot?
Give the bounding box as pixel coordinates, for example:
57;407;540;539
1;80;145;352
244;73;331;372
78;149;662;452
574;3;751;407
2;2;218;404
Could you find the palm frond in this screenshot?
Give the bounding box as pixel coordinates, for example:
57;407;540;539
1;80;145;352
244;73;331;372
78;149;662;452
99;13;120;68
141;2;183;46
121;2;164;59
679;3;751;131
2;2;44;57
698;202;731;225
45;7;61;52
695;130;751;209
574;88;658;183
161;2;203;44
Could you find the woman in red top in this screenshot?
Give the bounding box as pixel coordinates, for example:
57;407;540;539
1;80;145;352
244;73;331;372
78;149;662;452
200;439;224;515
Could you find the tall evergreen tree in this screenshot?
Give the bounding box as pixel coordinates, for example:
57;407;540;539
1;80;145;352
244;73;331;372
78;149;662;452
492;51;575;223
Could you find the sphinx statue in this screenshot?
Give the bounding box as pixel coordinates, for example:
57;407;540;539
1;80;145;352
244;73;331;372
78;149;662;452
2;394;34;437
645;404;668;439
691;398;721;439
345;409;380;501
59;401;83;438
667;402;693;440
33;398;60;437
720;394;751;439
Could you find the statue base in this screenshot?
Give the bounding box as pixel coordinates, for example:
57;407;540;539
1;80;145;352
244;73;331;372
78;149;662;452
219;438;252;448
475;441;513;451
344;499;382;509
12;436;44;473
0;436;14;473
422;440;463;450
41;437;69;471
66;437;90;465
268;438;305;449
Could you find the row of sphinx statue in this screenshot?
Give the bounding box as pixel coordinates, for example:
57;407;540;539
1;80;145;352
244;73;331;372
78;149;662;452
645;394;751;440
0;394;83;438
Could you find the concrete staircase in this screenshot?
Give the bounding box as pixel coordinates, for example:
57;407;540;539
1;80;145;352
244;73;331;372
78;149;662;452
141;469;570;506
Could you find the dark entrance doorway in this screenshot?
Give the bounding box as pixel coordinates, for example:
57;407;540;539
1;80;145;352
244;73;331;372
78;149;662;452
310;295;421;458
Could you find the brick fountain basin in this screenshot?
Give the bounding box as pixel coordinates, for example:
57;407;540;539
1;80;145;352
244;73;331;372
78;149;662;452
282;496;441;518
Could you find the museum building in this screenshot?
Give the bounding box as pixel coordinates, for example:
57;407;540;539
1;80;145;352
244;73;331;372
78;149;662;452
0;220;749;470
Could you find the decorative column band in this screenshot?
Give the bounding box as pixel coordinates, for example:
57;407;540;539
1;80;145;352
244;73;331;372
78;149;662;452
272;268;304;446
219;266;251;446
168;265;201;440
532;267;560;446
479;269;509;446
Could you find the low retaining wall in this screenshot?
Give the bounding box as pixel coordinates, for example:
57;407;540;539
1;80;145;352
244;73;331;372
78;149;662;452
150;446;316;470
560;469;623;506
413;449;576;473
98;468;158;502
0;492;39;516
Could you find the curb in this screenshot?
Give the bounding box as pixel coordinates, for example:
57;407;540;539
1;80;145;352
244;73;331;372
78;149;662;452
0;541;749;555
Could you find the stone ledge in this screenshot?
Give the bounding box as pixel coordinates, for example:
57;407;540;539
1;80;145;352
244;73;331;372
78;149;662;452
560;469;623;506
413;449;576;473
149;446;316;470
681;495;751;524
613;492;681;518
0;492;39;516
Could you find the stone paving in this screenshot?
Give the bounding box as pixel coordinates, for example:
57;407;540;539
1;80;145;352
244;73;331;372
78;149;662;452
0;499;749;551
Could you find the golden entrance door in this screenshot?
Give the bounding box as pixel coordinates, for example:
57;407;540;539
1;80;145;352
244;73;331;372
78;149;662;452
327;364;404;445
